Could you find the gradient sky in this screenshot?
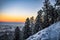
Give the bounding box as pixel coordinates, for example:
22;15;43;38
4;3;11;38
0;0;55;22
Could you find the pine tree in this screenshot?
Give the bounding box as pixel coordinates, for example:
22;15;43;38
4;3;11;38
42;0;56;27
34;10;43;34
30;16;35;35
14;27;21;40
55;0;60;21
23;18;31;39
55;0;60;6
47;5;55;25
43;0;51;27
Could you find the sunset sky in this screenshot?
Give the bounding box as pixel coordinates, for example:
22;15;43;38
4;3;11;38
0;0;55;22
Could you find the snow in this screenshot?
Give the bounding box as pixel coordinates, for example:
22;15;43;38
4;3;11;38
27;21;60;40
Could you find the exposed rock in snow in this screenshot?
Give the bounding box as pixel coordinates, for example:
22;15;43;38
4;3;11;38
27;21;60;40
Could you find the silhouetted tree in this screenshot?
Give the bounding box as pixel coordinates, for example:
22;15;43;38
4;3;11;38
34;10;43;34
14;27;21;40
42;0;56;28
23;18;31;39
30;16;35;35
55;0;60;6
42;0;51;27
55;0;60;21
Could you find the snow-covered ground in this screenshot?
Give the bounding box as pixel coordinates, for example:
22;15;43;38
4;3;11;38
27;21;60;40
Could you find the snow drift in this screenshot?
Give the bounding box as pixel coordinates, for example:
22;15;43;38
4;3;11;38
27;21;60;40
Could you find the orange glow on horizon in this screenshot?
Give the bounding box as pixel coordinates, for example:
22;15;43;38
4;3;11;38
0;14;26;22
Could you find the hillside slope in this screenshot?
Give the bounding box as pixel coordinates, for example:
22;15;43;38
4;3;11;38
27;21;60;40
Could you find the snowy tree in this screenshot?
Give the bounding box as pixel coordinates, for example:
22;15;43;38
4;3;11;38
55;0;60;21
34;10;43;34
42;0;56;27
14;27;21;40
23;18;31;39
43;0;51;27
30;16;35;35
55;0;60;6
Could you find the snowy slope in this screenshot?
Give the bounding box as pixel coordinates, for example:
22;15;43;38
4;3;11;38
27;21;60;40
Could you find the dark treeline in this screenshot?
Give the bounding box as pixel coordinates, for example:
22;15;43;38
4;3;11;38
0;0;60;40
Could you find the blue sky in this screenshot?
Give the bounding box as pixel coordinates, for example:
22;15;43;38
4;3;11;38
0;0;55;22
